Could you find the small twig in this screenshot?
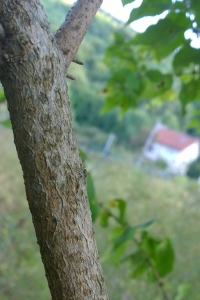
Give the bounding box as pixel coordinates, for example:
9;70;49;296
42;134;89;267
72;58;84;65
66;73;76;80
55;0;103;68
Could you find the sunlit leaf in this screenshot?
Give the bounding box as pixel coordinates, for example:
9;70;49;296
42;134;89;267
127;0;171;24
131;261;148;279
180;80;199;113
108;243;126;264
175;284;191;300
190;0;200;25
132;13;190;59
100;210;110;227
173;45;200;75
1;119;12;128
79;148;87;162
133;218;156;230
109;199;127;224
114;226;136;248
173;1;187;11
146;69;163;82
139;231;160;261
0;89;5;103
109;227;124;241
155;238;175;276
121;0;134;6
141;72;173;99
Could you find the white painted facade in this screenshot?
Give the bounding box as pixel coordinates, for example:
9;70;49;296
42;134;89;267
145;141;199;174
144;128;200;175
145;142;177;162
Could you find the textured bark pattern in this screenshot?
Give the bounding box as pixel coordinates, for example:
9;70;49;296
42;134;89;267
55;0;103;68
0;1;108;299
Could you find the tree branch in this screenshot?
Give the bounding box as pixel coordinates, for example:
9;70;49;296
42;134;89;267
55;0;103;68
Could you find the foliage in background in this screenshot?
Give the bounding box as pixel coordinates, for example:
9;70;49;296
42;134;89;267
186;157;200;179
1;0;194;144
0;1;199;299
2;130;198;300
104;0;200;134
82;150;193;300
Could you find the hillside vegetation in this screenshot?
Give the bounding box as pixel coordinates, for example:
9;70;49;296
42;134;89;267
39;0;189;148
1;128;200;300
1;1;200;300
0;0;193;145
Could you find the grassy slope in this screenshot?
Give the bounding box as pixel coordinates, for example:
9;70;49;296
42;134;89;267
92;157;200;300
0;129;49;300
1;1;200;299
0;128;200;300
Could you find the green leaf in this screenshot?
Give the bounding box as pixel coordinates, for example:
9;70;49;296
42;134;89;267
131;261;148;279
100;210;109;227
146;70;173;94
180;80;199;113
172;1;186;11
132;12;190;59
109;227;124;241
127;0;171;23
133;218;156;230
108;243;126;264
0;89;5;102
79;148;87;162
190;0;200;25
102;93;139;114
175;284;191;300
155;238;175;276
1;119;12;128
141;72;172;99
101;96;120;113
188;118;200;129
114;226;136;248
146;69;163;82
108;199;127;224
140;231;160;261
121;0;134;6
87;173;100;222
173;45;200;75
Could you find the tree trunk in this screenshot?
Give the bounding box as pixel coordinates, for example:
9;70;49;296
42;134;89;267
0;0;108;299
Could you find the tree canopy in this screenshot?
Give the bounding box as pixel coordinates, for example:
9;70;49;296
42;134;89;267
104;0;200;130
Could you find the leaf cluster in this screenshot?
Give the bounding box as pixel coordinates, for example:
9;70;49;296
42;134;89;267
104;0;200;125
82;149;182;298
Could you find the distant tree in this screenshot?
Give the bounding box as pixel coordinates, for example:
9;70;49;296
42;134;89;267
0;1;109;299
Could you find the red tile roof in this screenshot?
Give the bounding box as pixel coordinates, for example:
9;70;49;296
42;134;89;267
155;128;199;150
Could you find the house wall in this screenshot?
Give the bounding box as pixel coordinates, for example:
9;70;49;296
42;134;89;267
172;142;199;174
144;141;199;174
144;142;178;163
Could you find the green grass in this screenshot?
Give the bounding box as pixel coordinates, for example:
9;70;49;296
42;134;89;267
0;128;49;300
91;157;200;300
0;127;200;300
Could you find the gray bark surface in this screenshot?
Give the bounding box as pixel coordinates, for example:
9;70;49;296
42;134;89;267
56;0;103;68
0;1;108;299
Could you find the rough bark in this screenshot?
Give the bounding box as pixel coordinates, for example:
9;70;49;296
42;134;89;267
55;0;103;68
0;0;108;299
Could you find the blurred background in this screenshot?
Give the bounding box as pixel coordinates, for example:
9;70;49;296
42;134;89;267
0;0;200;299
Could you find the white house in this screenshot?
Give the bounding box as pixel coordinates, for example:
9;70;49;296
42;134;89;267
143;123;200;174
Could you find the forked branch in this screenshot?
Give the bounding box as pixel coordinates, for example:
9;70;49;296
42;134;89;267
55;0;103;68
